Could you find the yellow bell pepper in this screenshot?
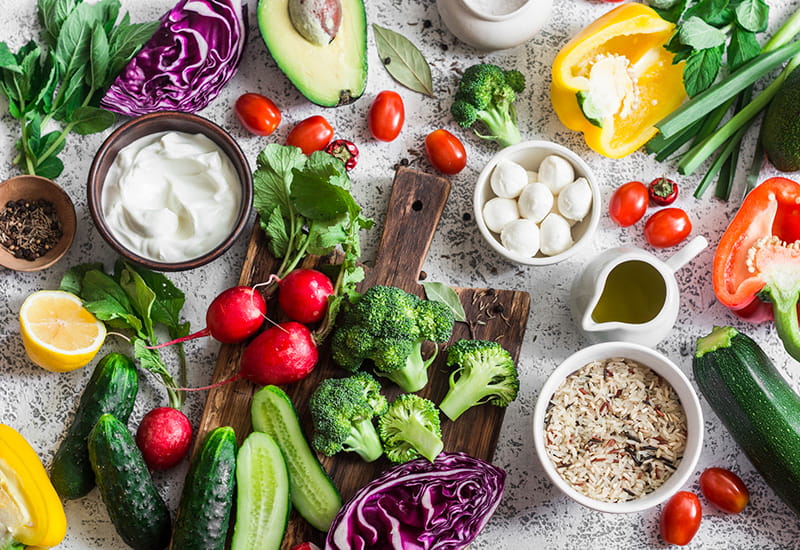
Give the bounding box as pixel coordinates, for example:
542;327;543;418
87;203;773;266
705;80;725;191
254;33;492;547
551;3;687;158
0;424;67;549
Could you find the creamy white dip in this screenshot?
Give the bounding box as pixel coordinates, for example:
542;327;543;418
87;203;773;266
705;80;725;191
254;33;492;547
466;0;528;16
101;131;242;263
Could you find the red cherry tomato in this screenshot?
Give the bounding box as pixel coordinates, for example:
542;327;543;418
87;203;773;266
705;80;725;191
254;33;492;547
608;181;648;226
660;491;702;546
424;129;467;175
644;207;692;248
286;115;334;155
368;90;405;142
234;93;281;136
699;467;750;514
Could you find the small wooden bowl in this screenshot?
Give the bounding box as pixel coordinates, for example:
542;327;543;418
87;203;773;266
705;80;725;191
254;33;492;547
0;175;77;272
87;111;253;272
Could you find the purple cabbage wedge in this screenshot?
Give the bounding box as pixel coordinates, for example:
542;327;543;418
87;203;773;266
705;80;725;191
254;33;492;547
101;0;246;115
326;452;506;550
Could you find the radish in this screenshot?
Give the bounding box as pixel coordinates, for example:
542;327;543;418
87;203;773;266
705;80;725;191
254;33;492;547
277;269;334;324
149;286;266;348
135;407;193;471
290;543;321;550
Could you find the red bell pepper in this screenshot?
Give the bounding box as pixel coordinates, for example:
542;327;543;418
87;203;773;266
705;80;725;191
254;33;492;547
713;177;800;360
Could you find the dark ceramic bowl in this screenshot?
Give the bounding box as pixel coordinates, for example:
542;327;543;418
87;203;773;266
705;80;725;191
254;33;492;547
0;175;77;272
87;111;253;272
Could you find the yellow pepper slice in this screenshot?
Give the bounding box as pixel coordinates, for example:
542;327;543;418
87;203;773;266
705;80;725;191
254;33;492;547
551;3;687;158
0;424;67;548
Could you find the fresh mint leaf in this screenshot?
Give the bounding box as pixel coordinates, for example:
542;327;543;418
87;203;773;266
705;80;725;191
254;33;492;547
683;45;723;96
38;0;78;48
60;262;105;295
119;265;156;343
106;17;159;81
263;206;290;258
0;43;22;73
422;282;467;323
93;0;121;36
728;25;761;70
649;0;681;9
684;0;734;27
35;156;64;179
679;17;727;49
735;0;769;33
649;0;686;23
54;2;95;78
71;106;115;135
88;24;109;92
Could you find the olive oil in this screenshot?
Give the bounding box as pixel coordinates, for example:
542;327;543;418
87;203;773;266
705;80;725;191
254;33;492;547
591;260;666;324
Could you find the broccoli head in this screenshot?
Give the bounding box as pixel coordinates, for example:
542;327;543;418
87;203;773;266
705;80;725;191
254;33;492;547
450;63;525;148
309;372;387;462
331;285;455;392
438;339;520;421
378;393;443;464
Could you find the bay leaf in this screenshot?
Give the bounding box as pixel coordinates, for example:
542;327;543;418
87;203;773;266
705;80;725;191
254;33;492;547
373;24;434;97
422;282;467;323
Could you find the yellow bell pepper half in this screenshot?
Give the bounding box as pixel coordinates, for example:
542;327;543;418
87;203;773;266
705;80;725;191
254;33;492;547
0;424;67;549
551;3;687;158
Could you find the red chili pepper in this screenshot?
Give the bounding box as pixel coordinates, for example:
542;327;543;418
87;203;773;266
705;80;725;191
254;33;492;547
324;139;359;171
712;177;800;361
290;544;321;550
648;176;678;206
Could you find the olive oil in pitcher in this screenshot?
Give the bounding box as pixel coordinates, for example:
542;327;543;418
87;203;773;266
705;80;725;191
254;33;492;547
591;260;667;325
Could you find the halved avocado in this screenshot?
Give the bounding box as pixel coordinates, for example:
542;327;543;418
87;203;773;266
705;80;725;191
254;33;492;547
257;0;367;107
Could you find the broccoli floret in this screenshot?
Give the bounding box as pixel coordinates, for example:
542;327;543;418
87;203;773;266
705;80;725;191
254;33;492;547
330;285;455;392
450;63;525;148
438;339;520;421
309;372;388;462
378;393;443;464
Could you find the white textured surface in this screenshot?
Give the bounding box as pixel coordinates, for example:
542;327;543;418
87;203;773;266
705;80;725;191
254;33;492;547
1;0;799;548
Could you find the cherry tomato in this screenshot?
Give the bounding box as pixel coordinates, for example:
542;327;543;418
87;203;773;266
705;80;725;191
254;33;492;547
424;129;467;175
644;208;692;248
234;93;281;136
608;181;648;226
699;467;750;514
660;491;702;546
368;90;405;142
286;115;334;155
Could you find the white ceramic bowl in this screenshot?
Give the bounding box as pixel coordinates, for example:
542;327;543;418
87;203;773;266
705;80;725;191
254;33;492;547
474;140;601;266
532;342;704;514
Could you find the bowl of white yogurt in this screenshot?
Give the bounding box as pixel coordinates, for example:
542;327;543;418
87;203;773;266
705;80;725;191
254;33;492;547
474;140;601;266
88;112;253;271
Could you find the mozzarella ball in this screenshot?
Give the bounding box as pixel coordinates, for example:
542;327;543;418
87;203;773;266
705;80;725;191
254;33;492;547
526;170;539;183
482;197;519;233
539;213;574;256
538;155;575;195
517;182;554;223
557;177;593;222
490;159;528;198
500;219;540;257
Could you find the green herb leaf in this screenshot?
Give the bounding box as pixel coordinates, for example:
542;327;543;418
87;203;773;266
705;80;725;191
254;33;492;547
38;0;79;48
253;143;306;220
373;24;434;97
70;105;115;135
263;206;290;258
118;265;157;343
684;0;734;27
124;261;187;334
0;43;22;73
80;269;144;337
422;282;467;323
54;3;95;78
735;0;769;33
59;262;105;295
683;45;723;96
679;17;727;49
728;26;761;71
291;173;354;221
34;156;64;179
649;0;687;23
88;24;109;92
305;150;350;190
106;17;159;82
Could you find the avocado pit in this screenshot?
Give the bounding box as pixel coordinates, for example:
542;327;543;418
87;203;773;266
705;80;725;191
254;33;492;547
289;0;342;45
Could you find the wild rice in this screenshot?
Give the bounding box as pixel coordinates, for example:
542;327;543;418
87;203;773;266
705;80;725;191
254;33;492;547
544;357;687;503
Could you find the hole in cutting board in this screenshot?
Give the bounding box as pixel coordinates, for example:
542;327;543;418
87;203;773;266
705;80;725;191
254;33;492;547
412;200;423;211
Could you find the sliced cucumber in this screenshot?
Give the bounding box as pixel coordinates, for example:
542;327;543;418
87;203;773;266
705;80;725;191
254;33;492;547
231;432;290;550
251;385;342;532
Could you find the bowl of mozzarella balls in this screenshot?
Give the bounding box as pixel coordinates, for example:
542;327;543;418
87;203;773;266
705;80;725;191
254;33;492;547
474;140;601;265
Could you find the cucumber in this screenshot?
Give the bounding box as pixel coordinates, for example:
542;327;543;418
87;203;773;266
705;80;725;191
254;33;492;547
50;352;138;500
231;431;290;550
693;326;800;514
172;426;237;550
251;385;342;532
87;414;171;550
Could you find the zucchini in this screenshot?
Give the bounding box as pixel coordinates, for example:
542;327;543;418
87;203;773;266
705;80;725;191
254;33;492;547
231;431;290;550
693;326;800;514
172;426;237;550
87;414;171;550
251;385;342;532
50;352;139;500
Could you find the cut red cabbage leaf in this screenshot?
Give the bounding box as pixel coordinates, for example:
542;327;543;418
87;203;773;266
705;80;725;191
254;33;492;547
325;452;506;550
100;0;246;115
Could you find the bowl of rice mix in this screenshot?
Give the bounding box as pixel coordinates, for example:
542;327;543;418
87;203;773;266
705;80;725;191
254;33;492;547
532;341;703;513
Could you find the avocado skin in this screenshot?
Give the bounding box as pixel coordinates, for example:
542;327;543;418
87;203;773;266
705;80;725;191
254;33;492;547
761;65;800;172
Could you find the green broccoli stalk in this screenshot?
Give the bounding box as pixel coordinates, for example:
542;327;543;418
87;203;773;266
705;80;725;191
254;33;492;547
378;393;443;464
451;63;526;148
330;285;455;392
439;339;520;421
309;372;388;462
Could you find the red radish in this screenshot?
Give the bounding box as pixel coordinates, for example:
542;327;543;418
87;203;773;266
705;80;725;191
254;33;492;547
136;407;193;471
149;286;266;348
277;269;334;324
290;544;321;550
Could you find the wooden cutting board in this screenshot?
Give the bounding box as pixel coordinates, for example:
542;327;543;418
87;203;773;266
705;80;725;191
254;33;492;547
191;167;531;548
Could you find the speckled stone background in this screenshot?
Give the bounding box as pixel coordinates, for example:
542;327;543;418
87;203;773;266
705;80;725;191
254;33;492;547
1;0;799;548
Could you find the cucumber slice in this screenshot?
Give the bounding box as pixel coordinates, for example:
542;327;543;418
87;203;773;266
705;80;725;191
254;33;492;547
251;385;342;532
231;432;290;550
